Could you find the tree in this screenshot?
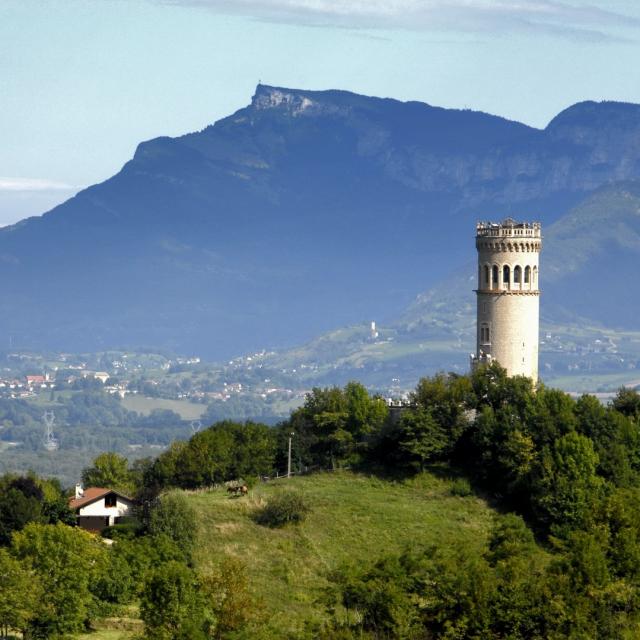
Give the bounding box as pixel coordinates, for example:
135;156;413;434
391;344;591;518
11;522;106;638
0;548;39;638
143;441;189;496
412;372;474;444
113;533;185;589
471;362;532;412
529;386;577;448
532;432;604;534
149;493;198;564
145;421;277;492
287;383;388;469
486;513;536;566
82;451;135;495
612;388;640;421
201;557;263;639
395;408;448;470
576;395;640;486
0;474;76;546
329;554;423;638
140;561;205;640
228;421;277;480
467;405;535;497
597;488;640;581
39;476;76;526
0;487;43;546
174;427;235;489
92;546;135;605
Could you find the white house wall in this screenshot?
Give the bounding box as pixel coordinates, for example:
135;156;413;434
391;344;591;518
78;497;133;518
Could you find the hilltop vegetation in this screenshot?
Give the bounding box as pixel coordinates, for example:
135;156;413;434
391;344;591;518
188;471;497;637
4;365;640;637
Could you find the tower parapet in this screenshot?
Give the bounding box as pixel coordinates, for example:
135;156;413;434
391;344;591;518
471;218;542;381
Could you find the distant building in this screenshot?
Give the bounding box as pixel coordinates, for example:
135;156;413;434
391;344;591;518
81;371;110;383
471;219;542;381
25;374;46;386
69;485;135;533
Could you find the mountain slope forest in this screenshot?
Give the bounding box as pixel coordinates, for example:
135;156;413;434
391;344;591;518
2;86;640;359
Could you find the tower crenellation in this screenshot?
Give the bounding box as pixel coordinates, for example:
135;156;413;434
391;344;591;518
471;218;542;381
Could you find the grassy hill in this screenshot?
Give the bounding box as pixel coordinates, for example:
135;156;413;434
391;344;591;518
185;470;500;637
69;469;502;639
69;468;542;640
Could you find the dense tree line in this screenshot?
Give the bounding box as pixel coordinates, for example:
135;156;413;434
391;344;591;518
131;366;640;638
0;393;186;452
4;366;640;637
313;366;640;638
132;370;640;539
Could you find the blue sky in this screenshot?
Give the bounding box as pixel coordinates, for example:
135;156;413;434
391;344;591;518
2;0;640;225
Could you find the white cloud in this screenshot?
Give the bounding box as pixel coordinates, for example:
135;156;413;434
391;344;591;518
155;0;640;40
0;177;77;192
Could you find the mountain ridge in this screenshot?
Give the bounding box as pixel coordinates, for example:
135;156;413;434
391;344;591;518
2;85;640;358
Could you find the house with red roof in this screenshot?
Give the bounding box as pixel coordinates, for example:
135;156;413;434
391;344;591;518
69;485;135;533
25;374;47;387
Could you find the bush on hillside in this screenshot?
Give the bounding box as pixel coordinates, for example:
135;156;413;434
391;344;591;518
450;477;473;497
148;493;198;563
101;520;141;540
254;492;310;528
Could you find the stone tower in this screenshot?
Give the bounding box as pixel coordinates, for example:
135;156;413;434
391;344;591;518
471;219;542;381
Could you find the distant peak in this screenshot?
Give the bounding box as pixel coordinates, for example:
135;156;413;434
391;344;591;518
251;84;317;114
546;100;640;130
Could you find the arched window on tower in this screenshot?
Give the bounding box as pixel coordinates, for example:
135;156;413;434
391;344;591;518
533;266;538;287
484;265;489;287
503;265;510;288
514;265;522;284
492;265;499;289
524;266;531;284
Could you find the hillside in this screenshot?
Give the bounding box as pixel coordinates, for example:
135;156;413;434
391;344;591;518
254;181;640;391
3;87;640;358
186;471;503;637
58;470;501;639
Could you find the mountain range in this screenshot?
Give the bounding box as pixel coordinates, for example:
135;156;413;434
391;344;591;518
3;85;640;361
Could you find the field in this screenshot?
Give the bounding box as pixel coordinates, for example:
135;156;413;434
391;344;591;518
76;618;142;640
188;469;496;637
543;371;640;395
121;395;206;420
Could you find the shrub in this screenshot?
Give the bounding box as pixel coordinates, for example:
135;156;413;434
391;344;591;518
201;557;265;638
101;520;141;540
254;492;310;528
450;478;473;497
140;560;206;640
148;493;198;563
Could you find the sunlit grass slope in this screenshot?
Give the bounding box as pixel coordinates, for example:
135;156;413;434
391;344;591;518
188;470;496;637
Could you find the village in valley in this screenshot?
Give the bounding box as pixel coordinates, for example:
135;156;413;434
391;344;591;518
0;320;637;409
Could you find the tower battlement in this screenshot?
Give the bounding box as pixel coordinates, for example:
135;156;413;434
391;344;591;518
476;219;541;239
472;218;542;382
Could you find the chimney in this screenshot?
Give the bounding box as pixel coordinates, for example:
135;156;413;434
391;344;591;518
75;483;84;499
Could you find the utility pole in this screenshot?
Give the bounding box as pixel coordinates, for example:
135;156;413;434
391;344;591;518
287;432;294;478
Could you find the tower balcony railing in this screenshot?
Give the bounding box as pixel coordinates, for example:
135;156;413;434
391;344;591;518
476;222;541;239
